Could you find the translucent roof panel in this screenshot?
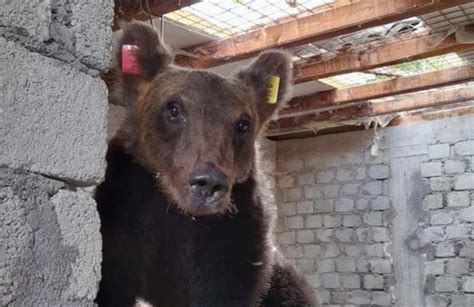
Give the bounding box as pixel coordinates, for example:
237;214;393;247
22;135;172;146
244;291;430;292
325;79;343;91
165;0;337;39
319;53;468;89
420;3;474;33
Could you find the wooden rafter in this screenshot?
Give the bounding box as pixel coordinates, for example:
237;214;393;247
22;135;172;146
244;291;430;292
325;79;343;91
270;86;474;132
293;30;474;83
282;65;474;117
177;0;473;68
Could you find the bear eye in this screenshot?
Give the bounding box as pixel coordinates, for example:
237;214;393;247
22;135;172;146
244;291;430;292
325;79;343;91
165;100;185;122
236;119;250;134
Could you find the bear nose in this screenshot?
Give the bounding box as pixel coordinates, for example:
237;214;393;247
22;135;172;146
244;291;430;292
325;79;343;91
188;169;229;205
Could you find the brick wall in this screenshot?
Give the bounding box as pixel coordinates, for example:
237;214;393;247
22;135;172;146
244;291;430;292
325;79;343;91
272;115;474;306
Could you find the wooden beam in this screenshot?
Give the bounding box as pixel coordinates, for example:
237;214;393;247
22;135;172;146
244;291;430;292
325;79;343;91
270;86;474;132
282;65;474;116
293;30;474;83
114;0;200;21
177;0;472;68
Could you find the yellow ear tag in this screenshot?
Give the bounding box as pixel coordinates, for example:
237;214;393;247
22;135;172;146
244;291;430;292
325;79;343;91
267;75;280;104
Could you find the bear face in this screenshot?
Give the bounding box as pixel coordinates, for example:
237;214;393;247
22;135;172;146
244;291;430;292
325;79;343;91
112;22;292;216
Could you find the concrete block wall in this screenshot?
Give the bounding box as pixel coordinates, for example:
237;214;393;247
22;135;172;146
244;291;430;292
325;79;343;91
0;1;113;304
273;115;474;306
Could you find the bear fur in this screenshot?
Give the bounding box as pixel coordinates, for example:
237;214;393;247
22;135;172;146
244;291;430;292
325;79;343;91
96;22;317;306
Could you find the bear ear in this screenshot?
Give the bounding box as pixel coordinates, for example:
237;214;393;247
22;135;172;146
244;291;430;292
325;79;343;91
236;50;292;131
111;22;173;106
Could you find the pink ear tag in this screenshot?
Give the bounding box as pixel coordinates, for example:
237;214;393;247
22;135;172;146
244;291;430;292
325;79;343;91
122;45;141;75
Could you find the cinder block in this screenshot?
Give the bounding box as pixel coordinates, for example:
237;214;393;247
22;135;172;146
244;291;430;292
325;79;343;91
454;174;474;190
304;186;323;199
323;215;342;228
365;244;385;257
356;198;370;210
444;160;466;174
279;202;296;216
435;242;455;257
446;225;470;239
322;273;340;288
372;291;391;305
370;196;390;210
0;169;101;306
435;276;458;292
297;201;314;214
297;172;314;185
430;177;453;192
297;259;315;273
423;194;443;210
306;215;323;228
355;166;366;180
336;258;356;272
364;212;383;226
0;0;113;71
454;140;474;156
424;226;445;242
430;211;454;225
341;275;361;289
278;175;295;188
335;199;354;212
368;165;389;179
345;245;363;257
429;143;450;159
446;258;469;275
451;295;474;307
342;215;362;227
372;227;390;242
286;216;304;229
342;183;360;196
447;191;470;207
296;230;315;243
0;38;108;184
314;199;334;213
332;290;350;304
316;170;335;183
336;168;354;182
334;229;354;242
421;162;443;177
362;181;383;196
463;277;474;293
369;259;392;273
317;259;335;273
356;259;369;273
285;245;304;258
303;244;321;258
278;232;296;245
350;290;371;304
363;274;384;290
425;295;449;307
285;188;302;202
322;244;341;258
316;229;333;242
323;184;340;198
459;206;474;223
425;260;445;275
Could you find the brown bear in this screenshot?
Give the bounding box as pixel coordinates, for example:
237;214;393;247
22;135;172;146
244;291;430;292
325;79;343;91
95;22;317;307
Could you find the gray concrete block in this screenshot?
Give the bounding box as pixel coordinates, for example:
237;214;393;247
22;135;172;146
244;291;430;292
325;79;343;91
335;258;356;272
296;230;315;243
424;226;445;242
336;168;354;182
451;295;474;307
369;259;392;273
296;200;314;214
317;259;335;273
278;232;296;245
297;172;314;185
314;199;334;213
0;168;101;306
279;159;303;173
297;259;315;273
316;170;334;183
446;258;469;276
341;275;360;289
334;229;353;242
364;212;383;226
355;166;366;180
421;162;443;177
435;242;455;257
356;198;369;210
316;229;333;242
345;244;362;257
446;224;470;239
463;277;474;293
332;290;350;304
372;227;391;242
323;214;342;228
370;196;390;210
435;276;458;292
363;274;384;290
372;291;391;305
322;273;340;288
430;177;453;192
0;0;113;72
278;175;295;188
425;295;449;307
305;214;323;228
430;211;454;225
0;38;108;185
454;140;474;156
425;260;445;275
322;244;342;258
454;174;474;190
285;245;304;258
423;194;444;210
323;184;340;198
304;185;323;199
279;202;296;216
368;164;389;179
365;244;385;257
341;183;359;196
285;188;302;202
444;160;466;174
286;216;304;229
459;206;474;223
429;144;450;159
362;181;382;196
303;244;321;258
350;290;371;304
447;191;470;207
342;214;361;227
356;259;369;273
334;198;354;212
